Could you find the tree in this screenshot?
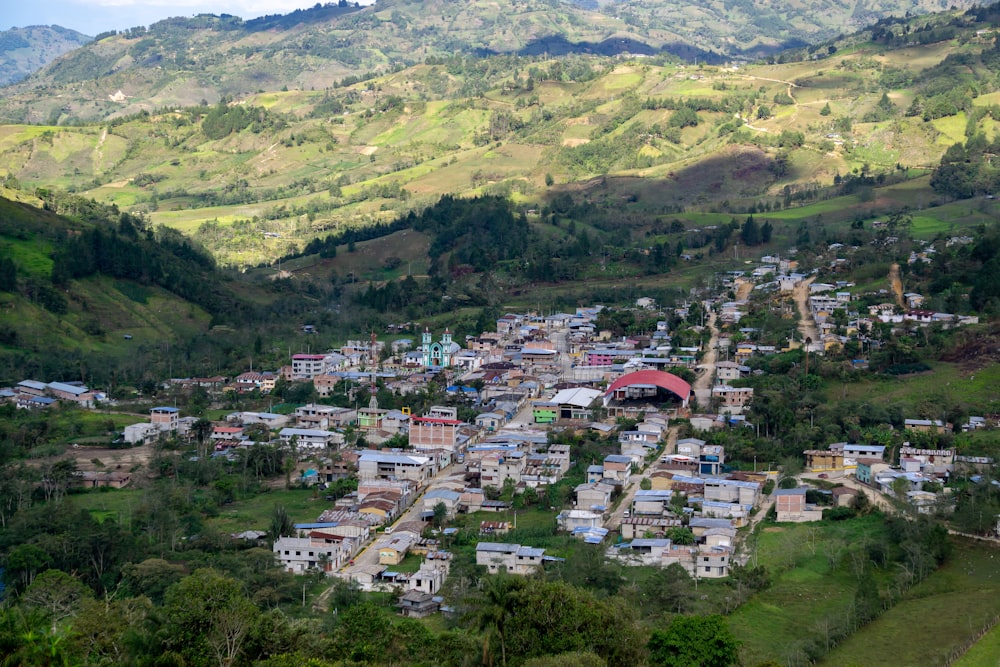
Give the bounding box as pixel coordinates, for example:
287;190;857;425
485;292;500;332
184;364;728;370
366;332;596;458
648;563;695;614
72;596;152;663
270;505;294;541
5;544;52;592
648;615;740;667
0;256;16;292
819;102;831;116
330;602;393;663
432;501;448;528
740;216;760;246
20;569;92;629
161;568;260;667
122;558;185;604
666;526;695;545
467;574;524;667
669;107;699;128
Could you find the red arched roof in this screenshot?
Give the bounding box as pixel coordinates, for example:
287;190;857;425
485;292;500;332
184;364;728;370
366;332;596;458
604;370;692;403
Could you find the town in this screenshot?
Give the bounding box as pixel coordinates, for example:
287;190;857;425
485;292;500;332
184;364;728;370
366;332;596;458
7;245;994;625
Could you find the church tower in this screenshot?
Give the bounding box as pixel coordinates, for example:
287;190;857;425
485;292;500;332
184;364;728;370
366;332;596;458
422;327;432;367
441;328;453;367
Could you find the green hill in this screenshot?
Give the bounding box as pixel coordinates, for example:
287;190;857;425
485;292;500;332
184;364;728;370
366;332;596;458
0;190;264;387
3;4;1000;268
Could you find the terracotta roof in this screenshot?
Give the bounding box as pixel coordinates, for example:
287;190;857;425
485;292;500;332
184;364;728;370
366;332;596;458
604;370;692;401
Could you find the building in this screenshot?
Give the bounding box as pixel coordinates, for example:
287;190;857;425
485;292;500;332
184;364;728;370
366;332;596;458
421;328;459;368
675;438;726;476
150;406;180;429
397;590;440;618
631;489;674;516
619;516;681;540
546;387;603;421
804;449;844;472
904;418;947;433
602;455;633;484
774;488;823;522
273;533;350;574
711;385;754;410
556;509;603;532
480;452;526;489
77;471;131;489
575;481;616;511
603;370;692;412
703;478;759;506
408;553;451;595
46;382;96;408
291;354;328;380
377;533;417;565
475;542;549;575
278;427;344;450
662;544;732;579
422;489;462;519
409;416;464;453
357;451;433;483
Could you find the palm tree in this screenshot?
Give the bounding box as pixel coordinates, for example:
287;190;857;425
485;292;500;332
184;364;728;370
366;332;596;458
467;574;524;667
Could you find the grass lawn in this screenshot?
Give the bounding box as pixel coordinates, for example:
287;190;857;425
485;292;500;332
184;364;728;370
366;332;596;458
208;487;333;534
822;539;1000;667
954;622;1000;667
69;488;142;524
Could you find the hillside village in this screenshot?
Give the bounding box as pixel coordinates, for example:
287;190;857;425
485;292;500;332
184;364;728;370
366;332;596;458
5;1;1000;663
7;240;995;619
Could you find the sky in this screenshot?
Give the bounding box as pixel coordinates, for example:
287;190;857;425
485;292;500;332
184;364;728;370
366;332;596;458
1;0;344;36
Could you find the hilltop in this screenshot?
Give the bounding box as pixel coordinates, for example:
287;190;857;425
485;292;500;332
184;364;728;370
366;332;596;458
0;25;91;87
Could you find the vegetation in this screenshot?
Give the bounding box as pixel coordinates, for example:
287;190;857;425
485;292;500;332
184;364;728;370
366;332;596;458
1;1;1000;665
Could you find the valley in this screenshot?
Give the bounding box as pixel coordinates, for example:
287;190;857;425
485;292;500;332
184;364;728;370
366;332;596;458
0;1;999;666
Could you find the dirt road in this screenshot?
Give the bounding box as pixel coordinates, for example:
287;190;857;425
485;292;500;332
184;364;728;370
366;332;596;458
693;309;719;408
791;276;821;349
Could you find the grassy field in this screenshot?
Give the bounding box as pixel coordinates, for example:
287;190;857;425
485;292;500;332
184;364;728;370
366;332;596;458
822;538;1000;667
208;487;331;534
835;360;1000;417
70;486;329;534
728;515;892;666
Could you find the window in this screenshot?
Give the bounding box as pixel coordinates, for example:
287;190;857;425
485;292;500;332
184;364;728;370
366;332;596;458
704;566;711;573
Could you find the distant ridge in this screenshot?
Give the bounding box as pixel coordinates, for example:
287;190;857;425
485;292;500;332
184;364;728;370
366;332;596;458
0;0;989;123
0;24;91;87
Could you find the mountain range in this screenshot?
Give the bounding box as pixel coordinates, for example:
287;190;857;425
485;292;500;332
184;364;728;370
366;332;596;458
0;0;988;124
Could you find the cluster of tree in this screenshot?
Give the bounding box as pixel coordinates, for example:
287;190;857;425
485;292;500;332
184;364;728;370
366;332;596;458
200;102;287;140
931;134;1000;200
413;195;529;275
353;275;448;315
908;222;1000;313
